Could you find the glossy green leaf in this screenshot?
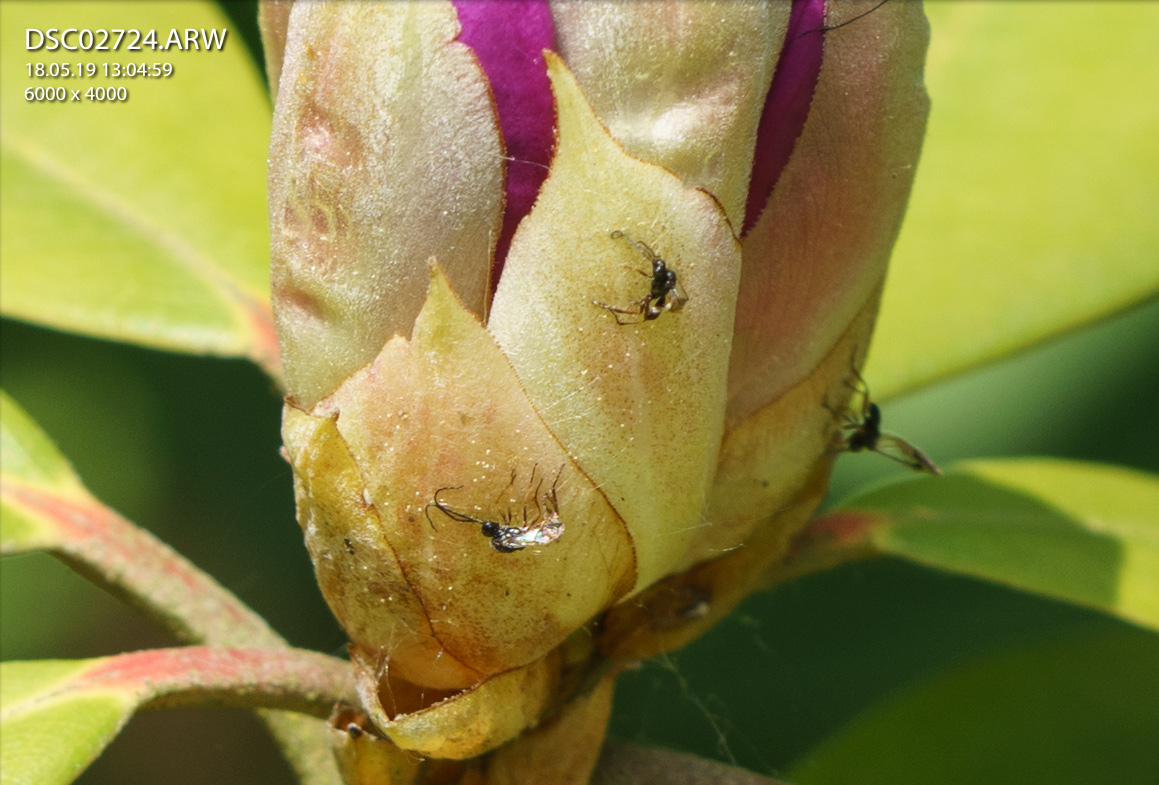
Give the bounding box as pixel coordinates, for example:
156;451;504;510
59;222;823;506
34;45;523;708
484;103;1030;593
788;625;1159;784
817;459;1159;631
0;659;137;785
872;2;1159;399
0;391;85;553
0;1;278;376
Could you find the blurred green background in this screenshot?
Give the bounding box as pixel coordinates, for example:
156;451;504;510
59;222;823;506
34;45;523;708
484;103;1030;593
2;2;1157;784
4;284;1156;785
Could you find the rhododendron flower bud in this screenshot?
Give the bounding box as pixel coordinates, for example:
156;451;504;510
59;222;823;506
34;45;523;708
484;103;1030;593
269;0;929;771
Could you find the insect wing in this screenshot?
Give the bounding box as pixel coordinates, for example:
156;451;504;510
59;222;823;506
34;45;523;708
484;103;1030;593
666;279;689;312
873;433;942;475
522;516;565;547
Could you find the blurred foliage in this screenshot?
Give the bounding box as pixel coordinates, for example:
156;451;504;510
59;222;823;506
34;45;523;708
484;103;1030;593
612;297;1159;778
787;622;1159;784
873;1;1159;399
2;1;1157;784
4;299;1156;784
0;324;342;785
0;1;273;365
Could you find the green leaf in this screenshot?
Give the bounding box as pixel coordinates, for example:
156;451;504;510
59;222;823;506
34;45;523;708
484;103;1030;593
788;625;1159;785
0;659;137;785
814;459;1159;631
0;391;81;494
0;392;345;785
0;648;356;785
0;1;278;376
0;391;84;553
872;2;1159;399
0;386;287;642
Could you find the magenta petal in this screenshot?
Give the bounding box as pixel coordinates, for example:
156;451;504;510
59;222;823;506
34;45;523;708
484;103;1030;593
742;0;826;236
452;1;556;297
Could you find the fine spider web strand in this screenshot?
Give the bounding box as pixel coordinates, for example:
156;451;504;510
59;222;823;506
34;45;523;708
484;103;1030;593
650;635;785;775
657;509;717;541
654;651;740;769
791;0;894;44
367;629;466;758
476;150;552;173
526;374;612;434
248;462;297;501
534;372;603;416
502;155;551;173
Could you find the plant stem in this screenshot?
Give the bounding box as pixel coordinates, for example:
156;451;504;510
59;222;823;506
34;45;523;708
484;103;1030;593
64;646;357;717
2;480;345;785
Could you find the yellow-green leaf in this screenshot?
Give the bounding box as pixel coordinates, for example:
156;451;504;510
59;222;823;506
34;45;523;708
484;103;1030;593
0;391;86;553
0;1;277;375
0;391;82;496
818;459;1159;631
0;648;355;785
0;659;138;785
873;2;1159;399
0;391;344;785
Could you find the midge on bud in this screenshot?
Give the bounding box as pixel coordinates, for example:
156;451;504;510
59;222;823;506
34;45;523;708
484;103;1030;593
826;362;942;476
425;465;566;553
593;230;688;324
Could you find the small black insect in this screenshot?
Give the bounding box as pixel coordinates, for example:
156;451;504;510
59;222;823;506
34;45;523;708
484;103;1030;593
425;466;565;553
829;365;942;475
593;230;688;324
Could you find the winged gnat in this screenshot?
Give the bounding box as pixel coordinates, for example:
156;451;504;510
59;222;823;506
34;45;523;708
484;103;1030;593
827;363;942;475
425;465;566;552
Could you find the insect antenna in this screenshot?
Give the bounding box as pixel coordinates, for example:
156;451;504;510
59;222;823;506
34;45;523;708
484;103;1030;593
426;485;484;531
609;229;659;262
